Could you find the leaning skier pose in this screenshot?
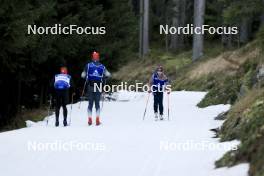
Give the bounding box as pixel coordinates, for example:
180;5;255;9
81;51;111;126
148;66;170;121
53;67;73;127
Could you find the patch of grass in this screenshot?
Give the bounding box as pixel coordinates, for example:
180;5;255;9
164;51;192;71
113;49;192;83
203;41;226;59
223;91;264;138
1;107;48;132
173;73;215;91
256;26;264;49
215;150;239;168
196;50;263;108
216;89;264;176
114;42;228;92
197;75;241;107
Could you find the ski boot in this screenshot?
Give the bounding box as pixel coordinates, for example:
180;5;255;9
63;119;67;127
155;113;158;121
88;117;92;126
159;114;164;121
55;121;59;127
96;117;101;126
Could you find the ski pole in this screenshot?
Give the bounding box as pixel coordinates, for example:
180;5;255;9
167;93;170;121
142;93;151;120
100;79;107;112
78;79;87;109
69;92;75;126
101;92;105;112
46;95;52;126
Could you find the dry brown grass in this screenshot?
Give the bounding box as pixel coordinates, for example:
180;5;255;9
112;59;154;82
21;107;49;122
228;88;264;118
114;42;261;88
188;45;261;80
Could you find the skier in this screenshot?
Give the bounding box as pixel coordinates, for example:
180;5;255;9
148;65;170;121
81;51;111;126
53;66;73;127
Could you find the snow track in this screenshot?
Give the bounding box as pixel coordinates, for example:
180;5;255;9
0;91;248;176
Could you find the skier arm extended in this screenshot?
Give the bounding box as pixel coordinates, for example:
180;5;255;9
81;64;88;79
104;68;111;78
148;75;154;93
102;68;111;90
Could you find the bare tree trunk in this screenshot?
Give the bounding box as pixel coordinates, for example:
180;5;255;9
139;0;143;57
170;0;186;52
170;0;181;52
179;0;186;47
143;0;149;56
193;0;206;61
17;78;22;113
164;1;169;52
239;19;251;44
222;33;233;49
261;15;264;26
39;84;44;107
139;0;149;58
44;85;48;105
165;15;169;52
261;0;264;26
